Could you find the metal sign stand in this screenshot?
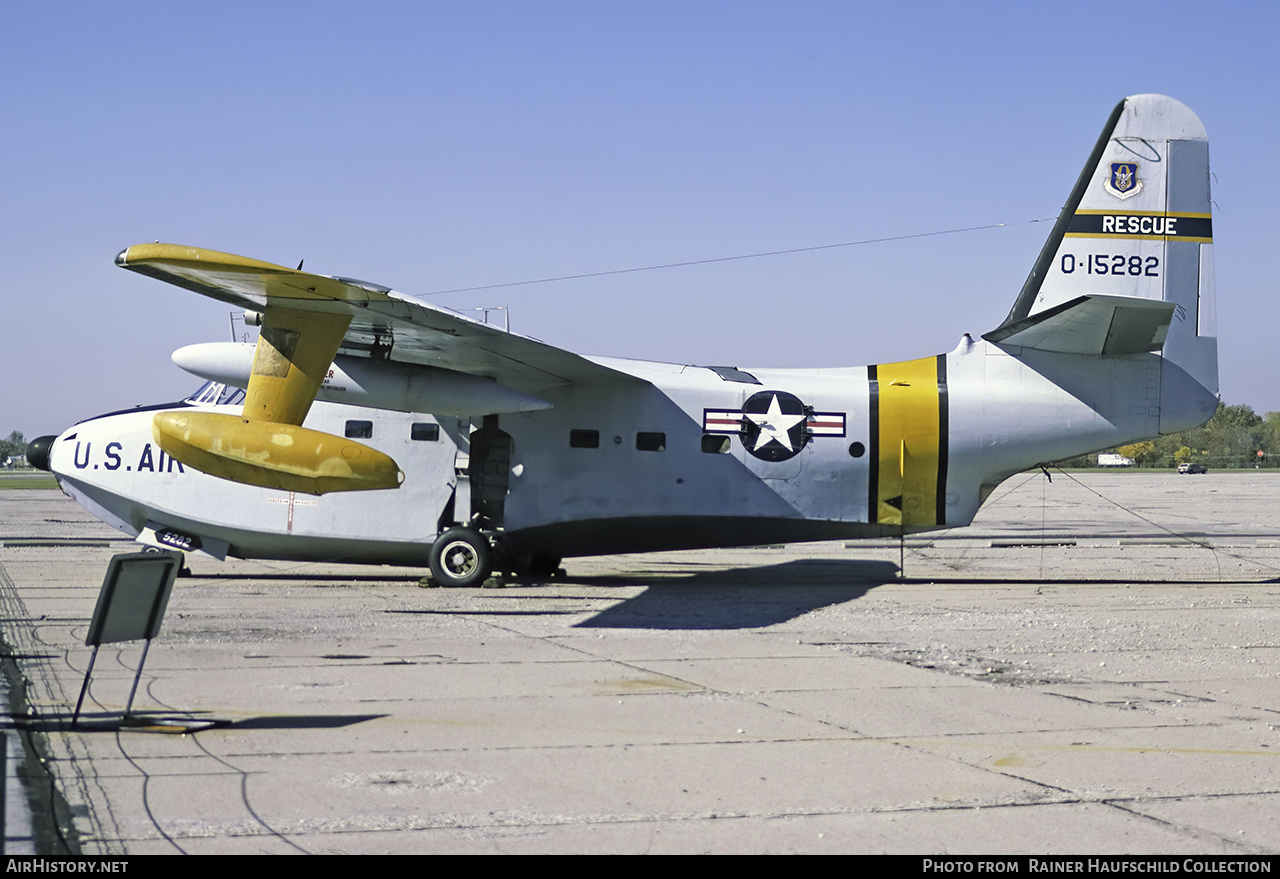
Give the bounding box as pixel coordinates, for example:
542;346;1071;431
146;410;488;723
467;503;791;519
73;551;182;728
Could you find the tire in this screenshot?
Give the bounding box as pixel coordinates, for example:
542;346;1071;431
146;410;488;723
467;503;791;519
429;528;492;588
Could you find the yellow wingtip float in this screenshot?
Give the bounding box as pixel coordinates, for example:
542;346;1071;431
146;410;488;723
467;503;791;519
152;412;403;496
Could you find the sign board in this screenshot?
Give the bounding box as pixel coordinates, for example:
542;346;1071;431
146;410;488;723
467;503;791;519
85;552;181;646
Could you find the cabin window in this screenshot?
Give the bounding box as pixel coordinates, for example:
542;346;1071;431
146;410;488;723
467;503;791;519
703;366;761;385
345;420;373;439
570;429;600;448
411;422;440;442
636;432;666;452
701;434;731;454
185;382;246;407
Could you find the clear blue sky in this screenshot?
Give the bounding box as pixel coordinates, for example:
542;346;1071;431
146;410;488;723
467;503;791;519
4;1;1277;437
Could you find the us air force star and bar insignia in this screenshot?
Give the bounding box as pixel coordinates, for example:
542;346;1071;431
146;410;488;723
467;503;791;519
703;391;846;462
1104;162;1142;199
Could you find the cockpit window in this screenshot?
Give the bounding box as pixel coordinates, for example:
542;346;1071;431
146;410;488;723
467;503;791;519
185;381;247;407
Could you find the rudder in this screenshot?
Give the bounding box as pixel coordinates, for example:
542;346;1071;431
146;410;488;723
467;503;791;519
989;94;1218;433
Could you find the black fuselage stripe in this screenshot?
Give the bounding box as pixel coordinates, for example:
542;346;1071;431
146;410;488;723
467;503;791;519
867;364;879;524
935;355;949;525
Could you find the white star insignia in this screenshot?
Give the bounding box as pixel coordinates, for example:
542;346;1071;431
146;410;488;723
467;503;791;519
746;394;805;452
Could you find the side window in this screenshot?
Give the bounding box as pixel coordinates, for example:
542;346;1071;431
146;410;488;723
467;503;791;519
411;422;440;442
636;432;666;452
701;434;731;454
570;429;600;448
345;420;373;439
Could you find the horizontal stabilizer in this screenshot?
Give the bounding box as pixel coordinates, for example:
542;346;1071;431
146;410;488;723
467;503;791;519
982;294;1175;356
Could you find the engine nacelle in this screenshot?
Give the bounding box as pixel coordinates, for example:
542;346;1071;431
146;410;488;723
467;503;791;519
173;342;553;417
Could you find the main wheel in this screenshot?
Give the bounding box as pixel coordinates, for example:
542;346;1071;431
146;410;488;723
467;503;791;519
429;528;493;588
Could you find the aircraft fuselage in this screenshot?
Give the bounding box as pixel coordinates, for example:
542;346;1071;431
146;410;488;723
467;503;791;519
45;332;1207;568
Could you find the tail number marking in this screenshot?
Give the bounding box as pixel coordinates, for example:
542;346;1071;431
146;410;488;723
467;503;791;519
1060;254;1159;277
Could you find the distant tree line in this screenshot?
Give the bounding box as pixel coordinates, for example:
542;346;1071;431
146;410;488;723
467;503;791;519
0;431;25;467
1056;403;1280;469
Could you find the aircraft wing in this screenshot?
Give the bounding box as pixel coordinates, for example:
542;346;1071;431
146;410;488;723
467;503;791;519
116;243;643;395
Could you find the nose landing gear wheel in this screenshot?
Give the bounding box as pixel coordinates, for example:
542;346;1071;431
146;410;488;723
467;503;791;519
428;528;493;588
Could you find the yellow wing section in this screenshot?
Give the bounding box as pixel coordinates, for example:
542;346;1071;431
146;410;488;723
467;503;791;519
116;243;387;306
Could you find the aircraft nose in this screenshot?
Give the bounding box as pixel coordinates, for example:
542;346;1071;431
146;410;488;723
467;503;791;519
26;436;56;472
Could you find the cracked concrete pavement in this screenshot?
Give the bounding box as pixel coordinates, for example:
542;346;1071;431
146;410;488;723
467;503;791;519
0;471;1278;853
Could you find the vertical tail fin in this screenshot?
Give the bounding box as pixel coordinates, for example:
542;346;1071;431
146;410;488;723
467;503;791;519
988;94;1218;432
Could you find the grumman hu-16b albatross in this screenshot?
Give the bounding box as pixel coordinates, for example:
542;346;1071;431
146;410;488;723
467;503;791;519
28;95;1219;587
